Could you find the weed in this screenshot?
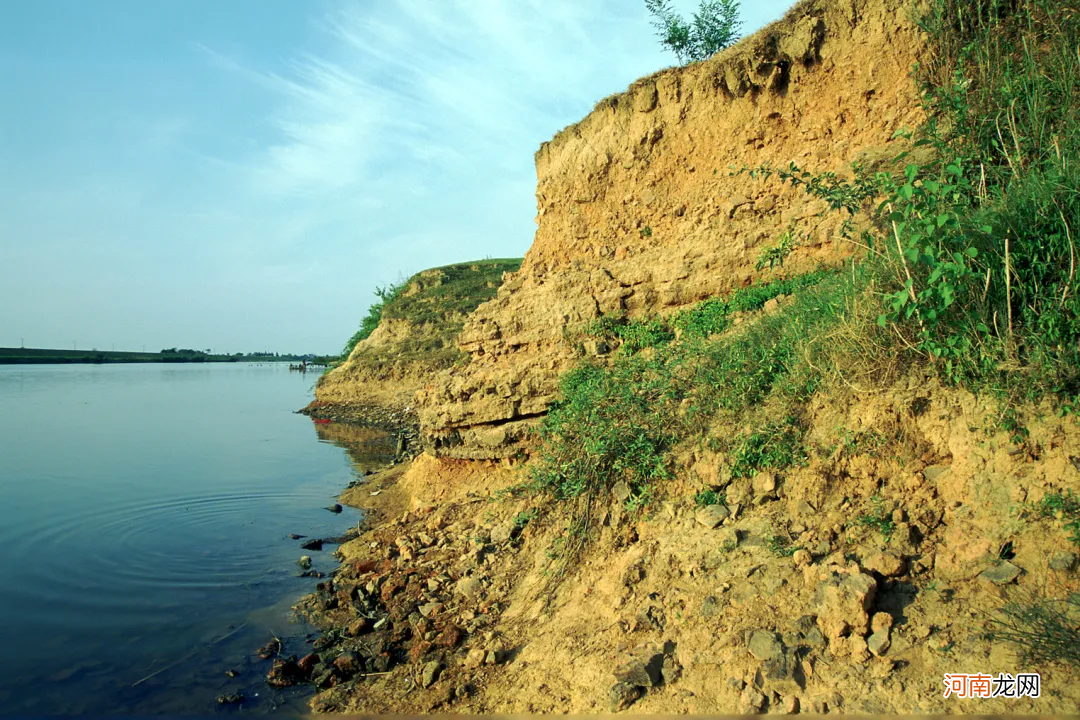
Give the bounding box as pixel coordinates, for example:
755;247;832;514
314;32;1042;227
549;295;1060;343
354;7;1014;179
756;223;800;271
729;416;806;479
639;225;654;238
694;488;723;507
766;533;800;558
989;587;1080;668
1038;491;1080;547
855;496;896;543
513;509;538;530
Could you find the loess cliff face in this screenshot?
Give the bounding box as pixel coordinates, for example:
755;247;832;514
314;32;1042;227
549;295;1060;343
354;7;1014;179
312;260;522;418
419;0;926;459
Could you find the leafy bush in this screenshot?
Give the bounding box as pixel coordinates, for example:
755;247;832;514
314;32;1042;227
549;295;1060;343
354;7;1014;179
645;0;741;65
729;416;806;479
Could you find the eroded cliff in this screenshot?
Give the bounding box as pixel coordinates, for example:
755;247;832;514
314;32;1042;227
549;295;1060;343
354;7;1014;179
418;0;926;459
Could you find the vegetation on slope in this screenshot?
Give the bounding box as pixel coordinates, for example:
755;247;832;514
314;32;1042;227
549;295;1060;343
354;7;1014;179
525;0;1080;644
333;258;522;377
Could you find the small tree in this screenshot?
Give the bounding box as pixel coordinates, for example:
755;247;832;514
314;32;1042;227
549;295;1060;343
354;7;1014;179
645;0;742;65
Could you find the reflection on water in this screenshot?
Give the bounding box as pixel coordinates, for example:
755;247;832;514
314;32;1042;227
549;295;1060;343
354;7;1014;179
313;422;398;475
0;363;390;715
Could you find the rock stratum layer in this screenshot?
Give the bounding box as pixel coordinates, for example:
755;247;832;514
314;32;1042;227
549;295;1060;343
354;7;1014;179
418;0;925;459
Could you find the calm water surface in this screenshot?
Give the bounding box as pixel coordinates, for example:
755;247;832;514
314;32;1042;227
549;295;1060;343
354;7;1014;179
0;363;394;715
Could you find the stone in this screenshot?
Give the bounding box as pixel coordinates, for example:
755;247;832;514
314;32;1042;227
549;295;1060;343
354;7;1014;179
867;628;891;657
753;471;777;498
696;504;730;529
700;595;721;618
490;521;515;544
301;538;324;551
456;577;483;597
333;654;359;675
738;686;767;714
1049;551;1079;572
814;572;877;641
609;682;644;712
614;649;665;687
217;693;244;705
979;561;1022;585
848;634;870;663
421;660;442;688
748;631;784;663
871;612;893;633
784;695;800;714
863;552;906;577
297;653;320;677
298;555;312;570
419;602;444;618
662;655;681;685
464;648;486;669
923;465;951;483
793;549;812;567
266;658;303;688
327;503;343;513
346;618;370;636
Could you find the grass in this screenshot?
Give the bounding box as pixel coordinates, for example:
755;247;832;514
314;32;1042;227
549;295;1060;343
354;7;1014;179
693;488;723;507
990;587;1080;668
854;496;897;543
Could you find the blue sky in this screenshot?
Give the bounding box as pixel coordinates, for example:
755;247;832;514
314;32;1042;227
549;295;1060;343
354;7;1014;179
0;0;796;355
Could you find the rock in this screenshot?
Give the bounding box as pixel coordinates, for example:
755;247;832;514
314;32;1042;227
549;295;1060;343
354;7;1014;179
752;471;777;498
863;551;906;577
923;464;951;483
313;669;336;689
333;654;359;675
419;601;444;618
979;561;1022;585
217;693;244;705
695;504;730;529
257;638;281;660
1049;551;1079;572
871;612;893;633
266;658;303;688
848;634;870;663
465;648;486;669
784;695;800;714
814;572;877;641
662;655;682;685
490;521;515;544
700;595;721;618
613;481;632;504
298;653;320;676
288;534;306;540
421;660;442;688
867;628;891;657
793;549;812;567
748;631;783;662
346;618;370;637
614;649;665;687
301;538;324;551
456;577;483;597
298;555;312;570
327;503;343;513
609;682;644;712
225;669;239;678
718;527;740;551
738;686;767;714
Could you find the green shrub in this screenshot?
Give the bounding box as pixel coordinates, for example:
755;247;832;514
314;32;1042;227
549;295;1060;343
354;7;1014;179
729;416;806;479
645;0;742;65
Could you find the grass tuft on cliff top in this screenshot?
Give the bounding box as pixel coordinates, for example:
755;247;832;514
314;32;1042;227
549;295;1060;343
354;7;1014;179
335;258;522;374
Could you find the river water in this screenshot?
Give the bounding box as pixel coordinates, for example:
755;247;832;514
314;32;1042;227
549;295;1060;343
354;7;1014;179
0;363;394;714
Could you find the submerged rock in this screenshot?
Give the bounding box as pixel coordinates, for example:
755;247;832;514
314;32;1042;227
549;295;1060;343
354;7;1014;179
301;538;324;551
327;503;343;514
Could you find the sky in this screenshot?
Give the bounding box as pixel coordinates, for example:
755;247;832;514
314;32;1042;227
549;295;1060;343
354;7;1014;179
0;0;797;355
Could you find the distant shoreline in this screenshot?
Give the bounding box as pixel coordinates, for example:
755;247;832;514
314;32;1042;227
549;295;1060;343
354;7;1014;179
0;347;322;365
